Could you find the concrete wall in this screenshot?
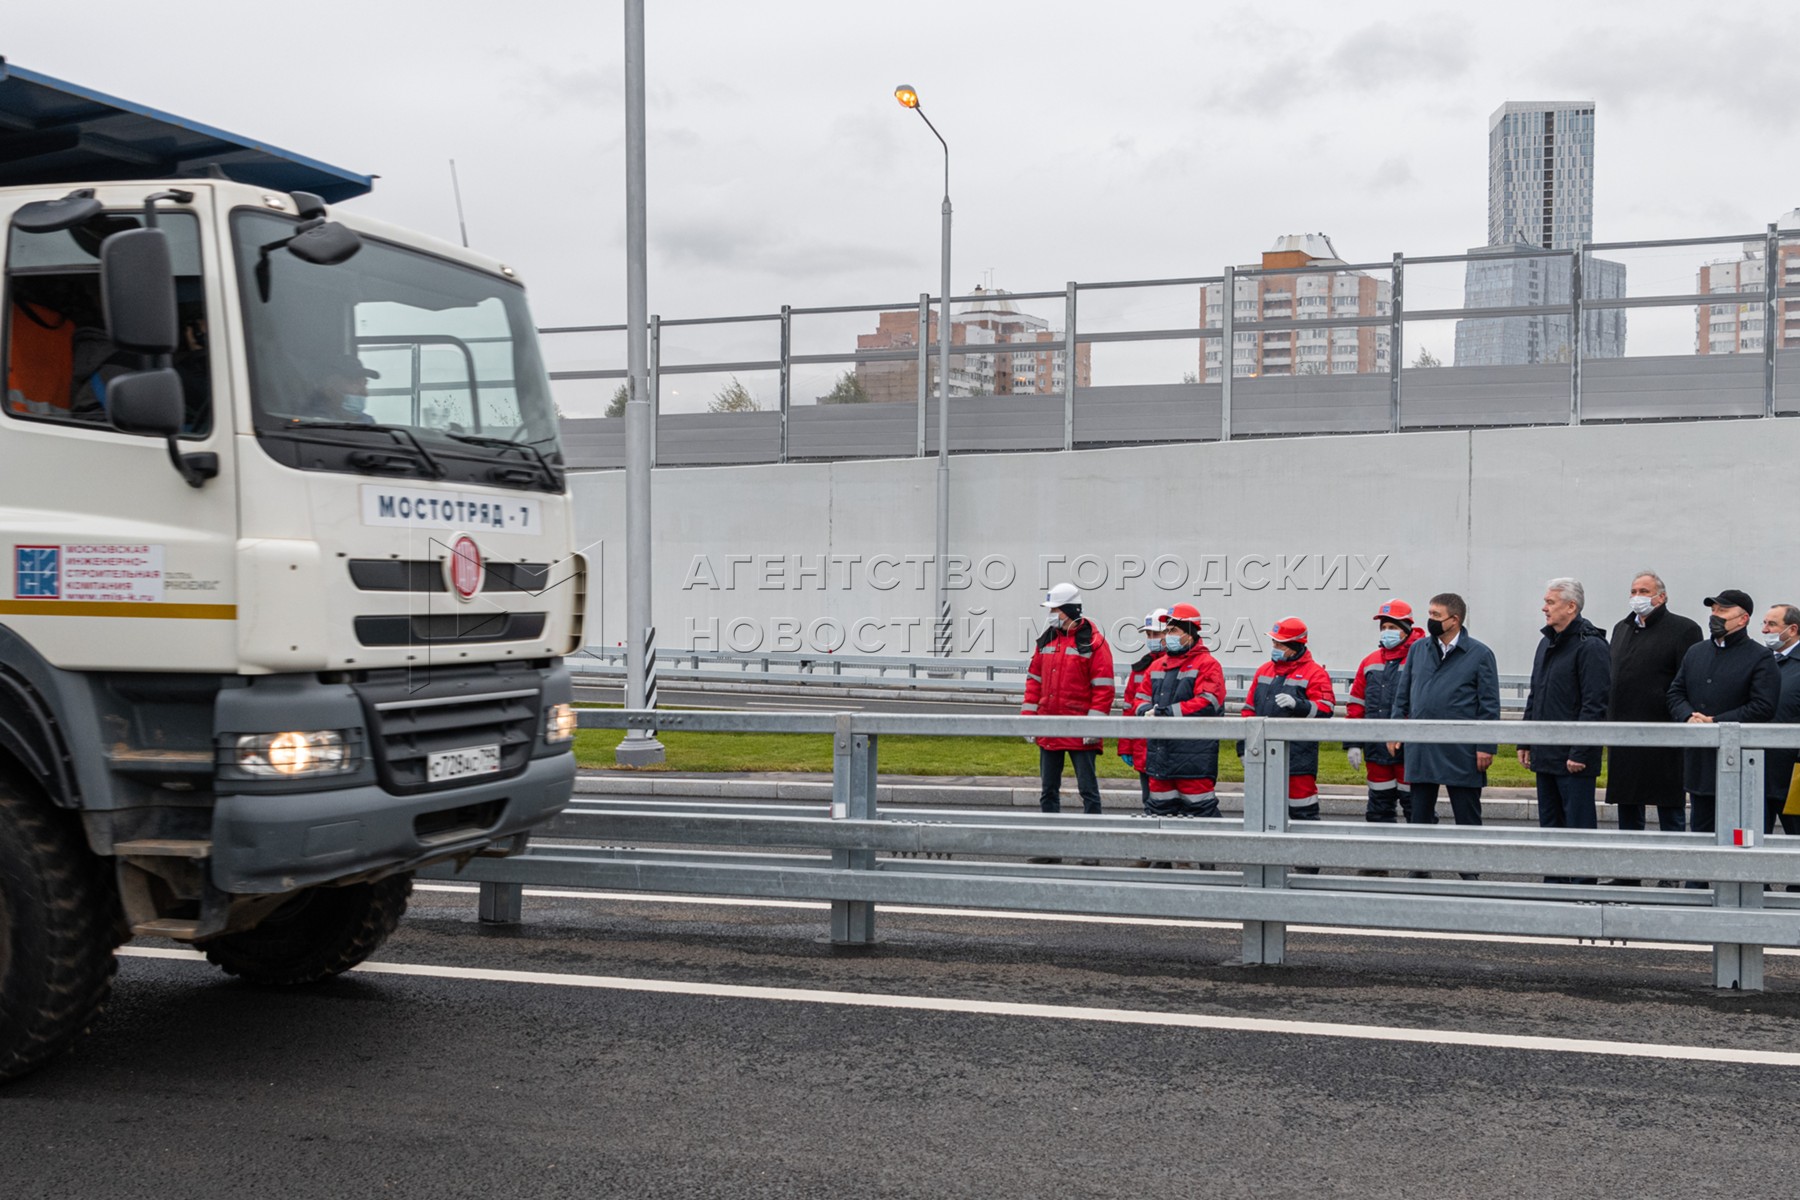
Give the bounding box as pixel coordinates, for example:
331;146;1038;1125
570;416;1800;678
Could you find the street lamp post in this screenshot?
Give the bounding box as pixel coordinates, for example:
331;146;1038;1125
617;0;663;765
895;83;953;658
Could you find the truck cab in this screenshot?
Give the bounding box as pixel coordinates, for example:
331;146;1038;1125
0;64;583;1080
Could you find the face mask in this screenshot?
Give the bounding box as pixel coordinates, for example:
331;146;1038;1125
1427;617;1447;639
1379;629;1404;650
1163;633;1186;654
1709;615;1729;639
343;394;367;414
1628;595;1654;616
1270;645;1294;662
1765;634;1785;649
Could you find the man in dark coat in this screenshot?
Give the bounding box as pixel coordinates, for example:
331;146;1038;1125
1760;603;1800;838
1607;572;1702;842
1388;592;1501;829
1520;579;1610;884
1667;588;1780;834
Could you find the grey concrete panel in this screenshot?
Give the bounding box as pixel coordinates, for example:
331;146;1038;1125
1072;383;1223;446
1583;354;1764;421
560;417;625;470
571;416;1800;677
920;395;1065;454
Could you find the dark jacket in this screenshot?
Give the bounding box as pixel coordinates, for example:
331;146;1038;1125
1607;605;1704;809
1137;642;1225;781
1523;615;1611;775
1347;628;1426;766
1667;628;1781;795
1392;630;1501;788
1765;648;1800;801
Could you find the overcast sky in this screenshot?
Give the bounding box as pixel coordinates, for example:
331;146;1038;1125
9;1;1796;411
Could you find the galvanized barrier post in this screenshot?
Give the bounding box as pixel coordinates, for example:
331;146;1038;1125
1711;725;1764;989
1766;224;1780;419
478;881;523;925
829;713;878;947
915;293;930;457
1569;245;1583;426
778;304;792;463
1240;718;1287;965
1062;282;1077;451
1220;265;1234;442
1389;253;1403;433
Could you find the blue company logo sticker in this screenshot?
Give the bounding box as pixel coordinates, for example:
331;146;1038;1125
15;546;60;598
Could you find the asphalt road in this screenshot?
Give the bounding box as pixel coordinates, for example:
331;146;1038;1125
5;885;1798;1200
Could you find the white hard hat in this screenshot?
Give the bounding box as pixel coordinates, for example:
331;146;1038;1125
1141;607;1171;631
1040;582;1081;608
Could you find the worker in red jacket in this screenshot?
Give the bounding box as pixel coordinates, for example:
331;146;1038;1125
1118;608;1169;812
1345;599;1425;826
1022;583;1116;829
1241;617;1337;827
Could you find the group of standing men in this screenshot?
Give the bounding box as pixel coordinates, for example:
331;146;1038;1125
1019;573;1800;871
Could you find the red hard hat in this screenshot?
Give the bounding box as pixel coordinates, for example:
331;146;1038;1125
1269;616;1308;644
1166;603;1202;623
1373;599;1413;624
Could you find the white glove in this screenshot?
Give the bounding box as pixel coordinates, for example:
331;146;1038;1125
1274;692;1299;711
1346;746;1364;771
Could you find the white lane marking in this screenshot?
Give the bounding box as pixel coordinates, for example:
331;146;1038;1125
113;945;1800;1068
408;883;1794;957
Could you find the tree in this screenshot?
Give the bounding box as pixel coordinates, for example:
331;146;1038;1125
1412;346;1443;368
604;383;629;418
1180;371;1200;385
818;371;868;405
710;376;762;413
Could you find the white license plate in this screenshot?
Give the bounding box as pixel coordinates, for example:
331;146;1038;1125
427;744;501;782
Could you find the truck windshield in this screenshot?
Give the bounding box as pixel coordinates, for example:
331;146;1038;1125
232;209;562;491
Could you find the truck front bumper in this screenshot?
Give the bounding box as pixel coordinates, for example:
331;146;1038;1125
209;751;576;893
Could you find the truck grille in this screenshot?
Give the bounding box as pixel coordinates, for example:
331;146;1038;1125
349;560;552;594
354;612;547;647
352;665;543;795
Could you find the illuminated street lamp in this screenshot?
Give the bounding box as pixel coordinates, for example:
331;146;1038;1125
895;83;953;657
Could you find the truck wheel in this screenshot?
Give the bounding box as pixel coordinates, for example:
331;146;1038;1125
202;874;412;986
0;779;120;1083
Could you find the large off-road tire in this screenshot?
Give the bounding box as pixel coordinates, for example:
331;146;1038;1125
0;779;120;1084
202;874;412;986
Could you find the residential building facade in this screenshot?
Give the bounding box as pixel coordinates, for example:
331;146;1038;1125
854;287;1089;403
1198;234;1391;381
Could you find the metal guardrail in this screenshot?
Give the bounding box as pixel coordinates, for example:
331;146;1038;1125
565;645;1534;710
547;226;1800;469
434;710;1800;991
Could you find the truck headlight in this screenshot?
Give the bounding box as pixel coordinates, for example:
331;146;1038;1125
235;730;358;777
545;703;577;744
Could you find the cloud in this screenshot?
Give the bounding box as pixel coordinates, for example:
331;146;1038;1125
1206;18;1475;116
1370;156;1415;190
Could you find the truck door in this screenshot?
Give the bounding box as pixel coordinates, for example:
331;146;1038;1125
0;187;239;673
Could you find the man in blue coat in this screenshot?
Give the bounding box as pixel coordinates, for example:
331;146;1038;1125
1388;592;1501;829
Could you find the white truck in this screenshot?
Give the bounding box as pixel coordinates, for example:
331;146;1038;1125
0;63;582;1080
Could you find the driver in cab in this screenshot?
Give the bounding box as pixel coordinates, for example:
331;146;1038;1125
308;353;379;423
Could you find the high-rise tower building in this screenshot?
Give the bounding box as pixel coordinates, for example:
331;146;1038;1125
1456;100;1626;366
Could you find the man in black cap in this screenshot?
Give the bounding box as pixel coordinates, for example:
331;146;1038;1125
310;353;380;423
1667;588;1780;836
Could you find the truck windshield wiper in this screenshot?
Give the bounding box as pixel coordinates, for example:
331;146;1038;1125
288;420;446;479
442;431;562;486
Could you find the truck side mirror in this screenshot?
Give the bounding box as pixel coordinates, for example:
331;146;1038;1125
287;219;362;266
107;368;183;437
100;227;179;354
